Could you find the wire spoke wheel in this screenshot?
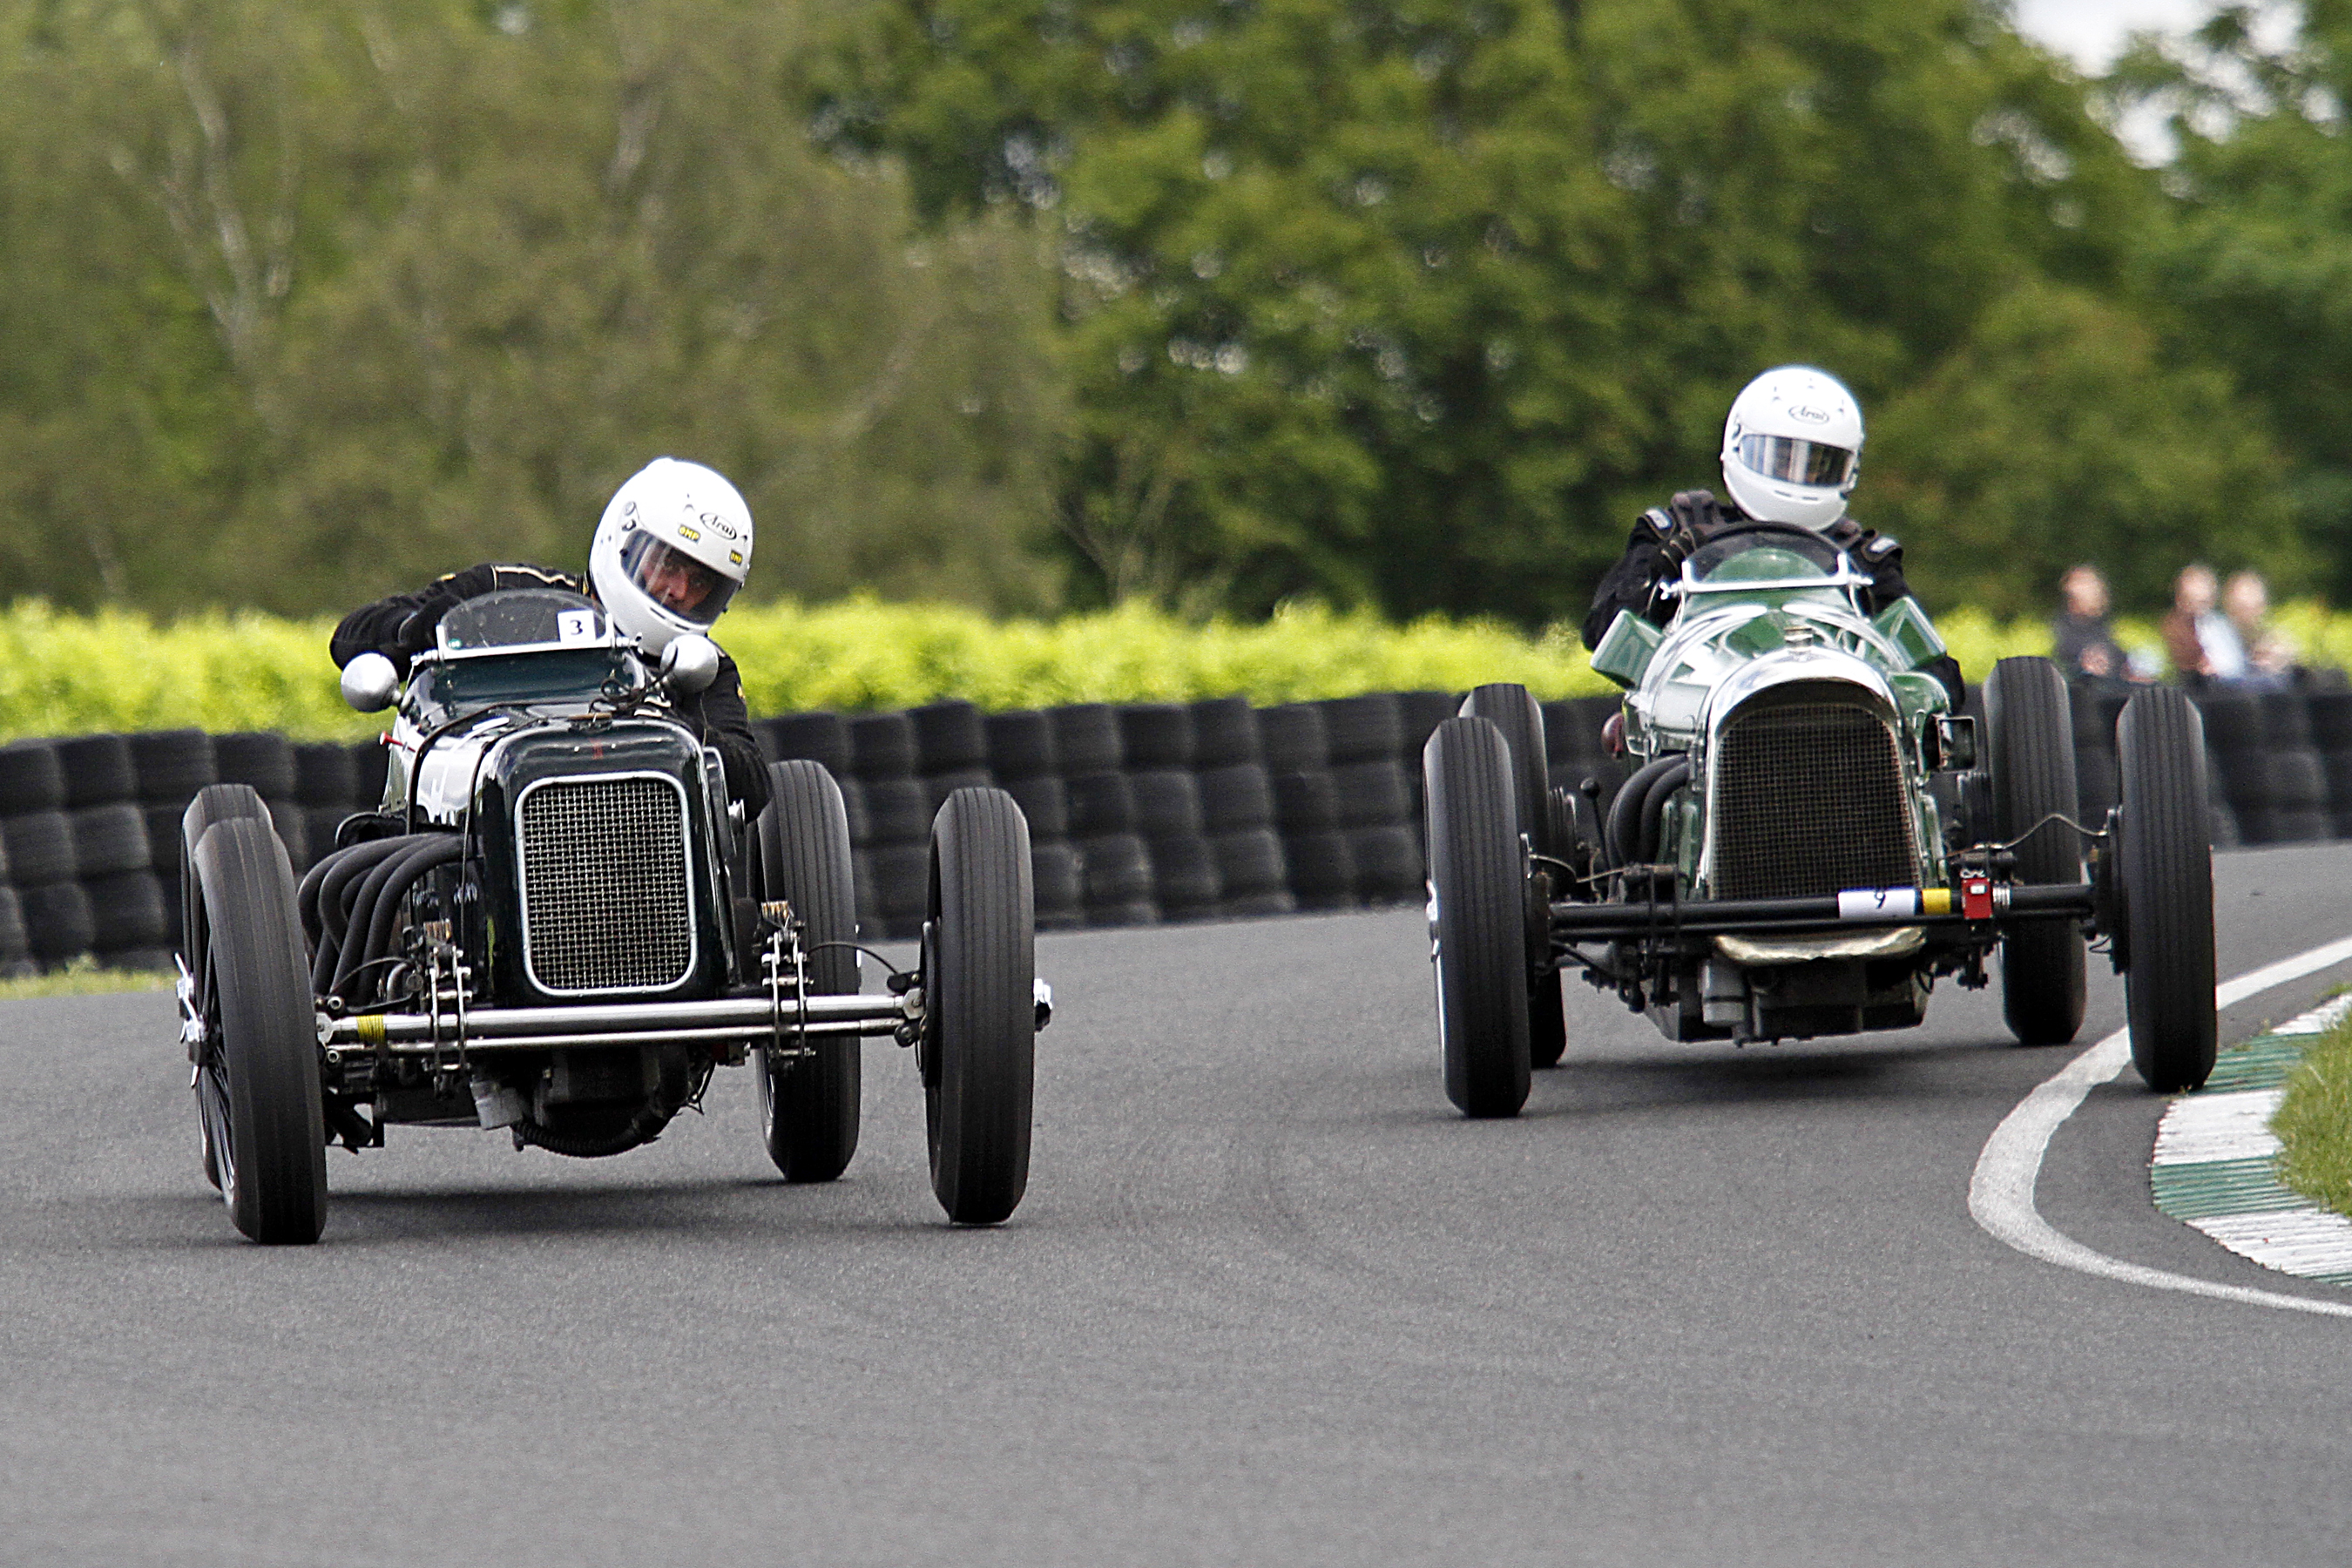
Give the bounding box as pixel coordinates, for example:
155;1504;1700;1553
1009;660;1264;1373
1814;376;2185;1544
191;814;327;1244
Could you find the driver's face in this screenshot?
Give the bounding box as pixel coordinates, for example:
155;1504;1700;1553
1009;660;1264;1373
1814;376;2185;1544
645;544;721;614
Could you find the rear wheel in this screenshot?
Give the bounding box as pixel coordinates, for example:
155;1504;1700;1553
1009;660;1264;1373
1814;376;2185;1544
754;761;862;1182
1984;657;2087;1044
190;815;326;1244
2118;689;2219;1091
1423;717;1531;1118
1461;684;1565;1070
924;787;1036;1225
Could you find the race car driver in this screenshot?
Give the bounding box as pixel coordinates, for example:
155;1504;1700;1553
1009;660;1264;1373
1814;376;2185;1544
1578;365;1964;706
329;456;771;816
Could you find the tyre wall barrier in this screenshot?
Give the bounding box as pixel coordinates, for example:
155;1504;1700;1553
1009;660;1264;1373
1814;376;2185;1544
0;684;2328;971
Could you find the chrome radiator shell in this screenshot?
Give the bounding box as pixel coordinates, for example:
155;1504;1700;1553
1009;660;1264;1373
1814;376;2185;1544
514;770;699;996
1699;673;1922;902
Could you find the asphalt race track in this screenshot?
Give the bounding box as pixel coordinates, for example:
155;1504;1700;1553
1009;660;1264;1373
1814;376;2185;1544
8;846;2352;1566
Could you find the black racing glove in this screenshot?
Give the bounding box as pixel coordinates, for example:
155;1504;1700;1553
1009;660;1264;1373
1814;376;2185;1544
389;585;462;673
1655;490;1724;570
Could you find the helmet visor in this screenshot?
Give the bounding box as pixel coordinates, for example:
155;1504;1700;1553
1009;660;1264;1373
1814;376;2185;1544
618;533;739;626
1736;434;1856;489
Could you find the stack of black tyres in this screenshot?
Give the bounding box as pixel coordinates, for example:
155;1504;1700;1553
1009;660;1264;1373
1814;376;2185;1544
2066;685;2125;830
1193;697;1291;917
1318;693;1423;904
58;736;170;972
2196;693;2265;847
131;731;217;950
1121;704;1221;920
0;741;68;976
35;678;2352;977
2314;693;2352;841
848;713;931;940
1262;704;1350;910
1058;704;1155;926
2255;691;2330;843
985;710;1082;929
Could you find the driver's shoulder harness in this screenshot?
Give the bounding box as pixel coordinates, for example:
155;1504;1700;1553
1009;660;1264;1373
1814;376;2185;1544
1578;491;1959;705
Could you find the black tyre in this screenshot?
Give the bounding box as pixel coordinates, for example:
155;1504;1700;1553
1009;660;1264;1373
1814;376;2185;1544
181;784;272;979
1984;657;2087;1045
1423;717;1531;1117
923;787;1036;1225
755;760;862;1182
189;816;327;1243
2118;690;2219;1092
1461;683;1566;1070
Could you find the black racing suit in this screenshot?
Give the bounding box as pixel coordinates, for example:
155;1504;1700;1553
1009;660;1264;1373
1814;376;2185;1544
330;562;771;817
1578;490;1964;707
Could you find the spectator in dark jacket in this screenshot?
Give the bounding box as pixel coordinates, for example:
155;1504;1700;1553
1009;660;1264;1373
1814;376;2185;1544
2051;564;2146;687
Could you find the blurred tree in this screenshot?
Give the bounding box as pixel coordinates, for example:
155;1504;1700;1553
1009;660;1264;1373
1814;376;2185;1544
815;0;2268;621
2110;1;2352;605
1865;280;2295;619
0;0;1067;616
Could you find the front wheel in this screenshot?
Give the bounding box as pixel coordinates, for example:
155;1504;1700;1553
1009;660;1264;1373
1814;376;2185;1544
1460;684;1565;1070
2118;689;2219;1091
1423;718;1531;1118
190;815;327;1244
754;760;862;1182
923;787;1036;1225
1984;657;2087;1044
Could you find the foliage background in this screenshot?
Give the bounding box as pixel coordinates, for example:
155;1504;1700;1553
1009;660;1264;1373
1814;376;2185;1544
20;593;2343;742
0;1;2346;642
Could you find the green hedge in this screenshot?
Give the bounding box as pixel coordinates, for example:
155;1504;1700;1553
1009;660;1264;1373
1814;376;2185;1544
0;595;2294;744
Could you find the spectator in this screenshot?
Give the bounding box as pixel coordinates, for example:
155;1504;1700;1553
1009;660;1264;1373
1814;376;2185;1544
2051;564;2149;686
2222;570;2297;690
2160;564;2247;686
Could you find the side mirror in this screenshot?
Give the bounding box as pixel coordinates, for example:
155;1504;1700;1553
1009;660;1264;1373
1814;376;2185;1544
659;634;720;696
341;652;400;713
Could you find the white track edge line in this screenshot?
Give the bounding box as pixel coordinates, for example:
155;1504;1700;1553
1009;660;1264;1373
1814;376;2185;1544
1967;934;2352;1320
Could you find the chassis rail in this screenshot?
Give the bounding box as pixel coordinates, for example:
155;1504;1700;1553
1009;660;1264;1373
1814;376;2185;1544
1549;882;2097;942
321;991;916;1056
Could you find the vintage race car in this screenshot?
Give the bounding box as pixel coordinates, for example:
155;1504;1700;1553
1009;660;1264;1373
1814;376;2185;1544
1423;523;2216;1117
177;587;1042;1242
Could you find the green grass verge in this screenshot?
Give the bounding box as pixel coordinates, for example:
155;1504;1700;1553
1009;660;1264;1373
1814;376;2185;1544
0;955;175;1001
2272;1013;2352;1218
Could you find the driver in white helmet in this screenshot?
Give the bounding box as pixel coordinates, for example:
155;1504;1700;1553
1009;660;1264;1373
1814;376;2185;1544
329;457;772;815
1578;365;1963;705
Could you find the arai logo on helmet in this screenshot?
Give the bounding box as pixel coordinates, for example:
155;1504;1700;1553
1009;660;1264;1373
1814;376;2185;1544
1788;403;1833;425
698;510;740;541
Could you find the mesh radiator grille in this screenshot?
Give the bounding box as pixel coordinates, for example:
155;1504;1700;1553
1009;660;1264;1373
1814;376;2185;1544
1709;700;1920;901
519;775;693;993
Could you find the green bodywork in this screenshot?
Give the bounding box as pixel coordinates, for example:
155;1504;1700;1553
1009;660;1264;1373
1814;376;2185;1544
1591;544;1959;898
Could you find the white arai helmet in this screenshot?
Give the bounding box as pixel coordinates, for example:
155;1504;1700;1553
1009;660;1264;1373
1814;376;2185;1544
1719;365;1863;531
588;457;754;657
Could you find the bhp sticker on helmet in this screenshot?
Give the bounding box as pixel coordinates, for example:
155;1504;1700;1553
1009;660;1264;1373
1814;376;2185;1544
678;524;700;542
